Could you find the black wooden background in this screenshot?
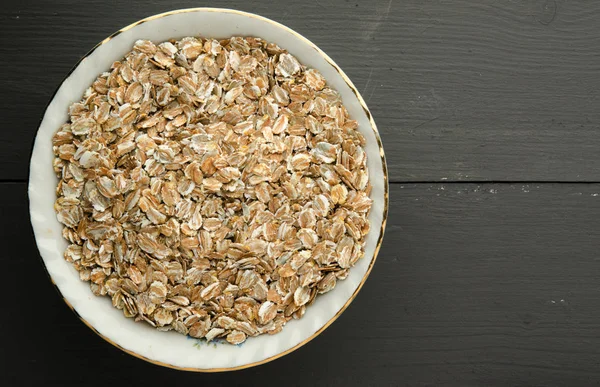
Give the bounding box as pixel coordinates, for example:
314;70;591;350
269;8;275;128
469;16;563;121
2;0;600;386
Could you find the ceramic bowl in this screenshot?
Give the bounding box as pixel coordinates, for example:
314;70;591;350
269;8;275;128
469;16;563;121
28;8;388;371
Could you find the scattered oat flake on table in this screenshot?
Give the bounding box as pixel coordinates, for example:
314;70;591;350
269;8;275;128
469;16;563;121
52;36;372;344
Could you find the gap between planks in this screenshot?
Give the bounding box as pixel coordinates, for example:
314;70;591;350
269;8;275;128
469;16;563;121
6;180;600;185
389;181;600;185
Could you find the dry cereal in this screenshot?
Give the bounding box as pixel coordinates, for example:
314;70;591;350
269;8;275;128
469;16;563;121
52;36;372;344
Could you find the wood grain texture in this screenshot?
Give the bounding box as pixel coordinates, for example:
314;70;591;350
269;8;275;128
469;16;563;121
2;0;600;181
9;182;600;386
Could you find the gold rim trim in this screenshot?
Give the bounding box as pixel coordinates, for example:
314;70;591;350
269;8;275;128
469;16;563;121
41;7;389;372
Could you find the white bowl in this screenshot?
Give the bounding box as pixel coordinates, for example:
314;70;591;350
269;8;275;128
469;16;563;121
28;8;388;371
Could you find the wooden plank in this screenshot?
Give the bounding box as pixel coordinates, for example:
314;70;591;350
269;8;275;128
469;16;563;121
2;1;600;181
12;182;600;385
387;183;600;385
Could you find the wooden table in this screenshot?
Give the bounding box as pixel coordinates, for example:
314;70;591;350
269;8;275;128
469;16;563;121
3;1;600;385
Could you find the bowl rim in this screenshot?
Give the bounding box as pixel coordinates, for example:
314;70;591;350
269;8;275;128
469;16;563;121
29;7;389;372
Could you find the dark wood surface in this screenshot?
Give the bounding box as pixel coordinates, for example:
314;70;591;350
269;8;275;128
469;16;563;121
3;0;600;386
